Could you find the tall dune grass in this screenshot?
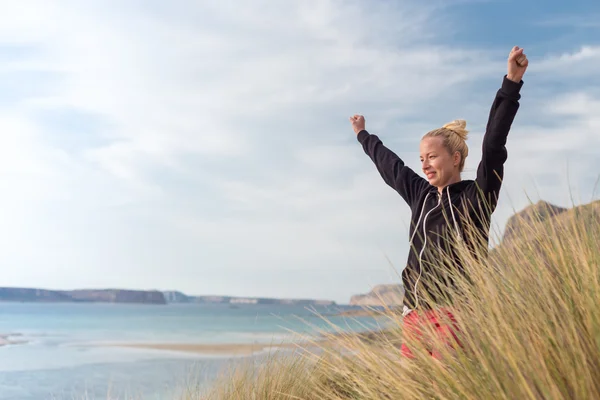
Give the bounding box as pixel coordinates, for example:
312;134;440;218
199;199;600;400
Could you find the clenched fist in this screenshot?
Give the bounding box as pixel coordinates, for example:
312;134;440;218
349;115;365;135
507;46;528;83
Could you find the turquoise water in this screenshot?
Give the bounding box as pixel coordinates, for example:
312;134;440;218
0;302;381;399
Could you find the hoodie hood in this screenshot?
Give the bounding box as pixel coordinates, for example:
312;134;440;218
427;179;474;195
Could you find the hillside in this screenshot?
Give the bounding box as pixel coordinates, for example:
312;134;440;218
496;199;600;252
501;200;569;243
349;284;404;306
0;288;81;303
0;287;336;306
67;289;166;304
0;288;167;304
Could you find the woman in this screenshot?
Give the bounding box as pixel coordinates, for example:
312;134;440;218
350;46;528;358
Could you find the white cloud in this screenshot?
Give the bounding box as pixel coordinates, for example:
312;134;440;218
531;46;600;79
0;0;598;303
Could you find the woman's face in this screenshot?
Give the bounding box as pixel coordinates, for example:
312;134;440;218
420;136;460;188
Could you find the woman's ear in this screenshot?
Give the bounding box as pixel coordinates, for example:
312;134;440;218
454;151;461;167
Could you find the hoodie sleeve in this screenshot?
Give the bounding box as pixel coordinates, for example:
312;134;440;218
357;130;430;207
475;75;523;209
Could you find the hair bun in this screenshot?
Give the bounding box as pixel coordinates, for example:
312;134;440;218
443;119;469;140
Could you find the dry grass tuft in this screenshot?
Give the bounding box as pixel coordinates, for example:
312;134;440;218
198;199;600;400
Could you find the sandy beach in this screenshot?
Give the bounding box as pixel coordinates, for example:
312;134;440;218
107;341;304;356
104;328;384;357
0;333;27;347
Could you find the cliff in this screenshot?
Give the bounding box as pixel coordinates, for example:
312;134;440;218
0;288;167;304
501;200;569;244
349;284;404;307
496;199;599;254
0;287;334;306
0;288;81;303
162;290;191;303
68;289;166;304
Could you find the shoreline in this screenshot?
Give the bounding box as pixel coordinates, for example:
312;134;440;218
105;341;305;356
0;333;27;347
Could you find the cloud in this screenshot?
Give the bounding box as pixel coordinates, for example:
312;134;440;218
536;14;600;29
532;46;600;79
0;0;598;303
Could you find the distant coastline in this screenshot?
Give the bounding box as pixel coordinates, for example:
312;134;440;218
0;287;167;304
0;287;338;306
162;290;337;307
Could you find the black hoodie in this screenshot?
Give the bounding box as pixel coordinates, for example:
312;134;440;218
357;75;523;311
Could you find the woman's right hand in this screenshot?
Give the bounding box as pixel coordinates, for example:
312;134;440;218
350;114;366;135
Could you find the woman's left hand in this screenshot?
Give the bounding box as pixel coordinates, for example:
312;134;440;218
507;46;528;83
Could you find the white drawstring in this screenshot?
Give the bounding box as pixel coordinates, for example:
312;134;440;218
403;192;430;317
404;188;463;317
408;192;430;247
446;186;462;242
413;192;442;311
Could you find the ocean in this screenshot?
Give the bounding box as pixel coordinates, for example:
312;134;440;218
0;302;383;399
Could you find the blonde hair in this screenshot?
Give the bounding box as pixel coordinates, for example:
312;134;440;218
422;119;469;172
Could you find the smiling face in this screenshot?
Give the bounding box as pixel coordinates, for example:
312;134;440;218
420;136;461;190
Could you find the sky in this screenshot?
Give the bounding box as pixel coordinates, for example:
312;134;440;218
0;0;599;304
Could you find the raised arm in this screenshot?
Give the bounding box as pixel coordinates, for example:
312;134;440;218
475;46;528;210
351;115;430;207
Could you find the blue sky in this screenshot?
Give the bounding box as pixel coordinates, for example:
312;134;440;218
0;0;599;304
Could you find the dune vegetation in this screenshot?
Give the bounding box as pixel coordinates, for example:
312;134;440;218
196;197;600;400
